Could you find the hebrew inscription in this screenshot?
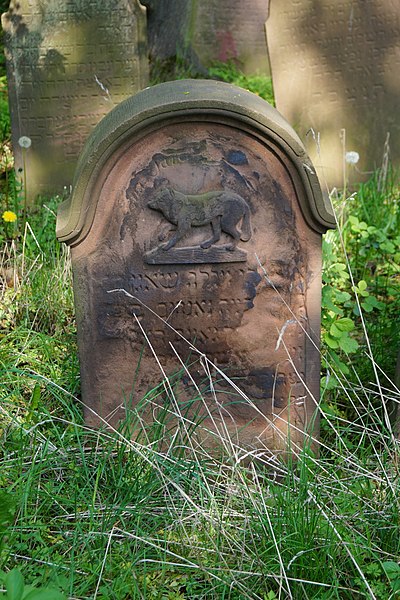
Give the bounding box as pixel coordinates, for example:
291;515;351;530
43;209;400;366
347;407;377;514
266;0;400;186
97;264;261;359
2;0;148;201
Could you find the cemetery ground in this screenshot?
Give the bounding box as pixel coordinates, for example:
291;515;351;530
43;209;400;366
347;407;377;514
1;76;400;599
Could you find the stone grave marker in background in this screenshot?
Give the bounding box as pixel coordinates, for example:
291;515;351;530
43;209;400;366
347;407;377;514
192;0;270;74
57;80;335;458
2;0;148;202
266;0;400;188
143;0;271;76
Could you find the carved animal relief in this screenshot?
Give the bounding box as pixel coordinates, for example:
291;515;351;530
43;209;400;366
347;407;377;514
145;187;252;264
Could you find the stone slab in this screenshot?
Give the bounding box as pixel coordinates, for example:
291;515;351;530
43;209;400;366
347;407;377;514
191;0;271;74
57;80;334;459
2;0;148;202
266;0;400;188
143;0;271;76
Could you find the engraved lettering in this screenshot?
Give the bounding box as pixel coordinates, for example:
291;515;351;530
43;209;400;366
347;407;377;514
143;272;180;289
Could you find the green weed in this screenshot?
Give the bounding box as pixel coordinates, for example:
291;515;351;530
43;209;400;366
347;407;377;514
208;61;275;105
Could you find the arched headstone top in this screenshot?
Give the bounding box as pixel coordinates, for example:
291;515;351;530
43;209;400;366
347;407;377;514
56;79;335;244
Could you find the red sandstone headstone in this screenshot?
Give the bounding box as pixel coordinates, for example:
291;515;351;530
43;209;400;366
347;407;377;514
57;80;334;458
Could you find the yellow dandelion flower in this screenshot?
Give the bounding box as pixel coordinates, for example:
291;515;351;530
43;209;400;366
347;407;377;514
2;210;17;223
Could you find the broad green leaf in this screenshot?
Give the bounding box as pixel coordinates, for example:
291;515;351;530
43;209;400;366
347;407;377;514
382;561;400;578
0;491;16;529
353;282;369;297
335;318;355;332
380;240;395;253
330;323;345;338
322;290;343;314
23;590;66;600
321;375;339;390
5;569;24;600
370;296;384;309
333;262;348;274
324;334;339;349
348;215;359;225
330;351;350;375
338;335;359;354
361;300;373;312
21;585;36;598
335;290;351;303
357;280;368;292
382;561;400;591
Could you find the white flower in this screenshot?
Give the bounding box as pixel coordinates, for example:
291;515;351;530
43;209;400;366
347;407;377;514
345;151;359;165
18;136;32;149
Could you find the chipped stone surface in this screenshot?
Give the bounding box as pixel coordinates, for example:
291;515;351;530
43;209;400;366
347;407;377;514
2;0;148;202
58;81;333;457
266;0;400;187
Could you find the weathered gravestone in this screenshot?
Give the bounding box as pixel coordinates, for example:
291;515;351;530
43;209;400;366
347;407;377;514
2;0;148;202
192;0;271;75
143;0;271;77
57;80;335;457
266;0;400;188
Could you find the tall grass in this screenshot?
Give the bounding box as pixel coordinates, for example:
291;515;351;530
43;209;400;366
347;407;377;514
0;171;399;599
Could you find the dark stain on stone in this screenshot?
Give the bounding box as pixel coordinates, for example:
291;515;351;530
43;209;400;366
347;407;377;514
225;149;248;165
244;270;262;308
221;161;258;195
247;368;285;399
272;179;293;220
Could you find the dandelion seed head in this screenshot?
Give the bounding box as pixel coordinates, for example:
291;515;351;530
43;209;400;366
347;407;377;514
345;151;359;165
18;136;32;149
